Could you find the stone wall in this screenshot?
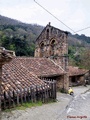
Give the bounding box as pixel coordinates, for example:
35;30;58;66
35;24;68;58
56;76;64;89
79;76;85;85
69;75;85;86
34;23;68;71
56;74;69;92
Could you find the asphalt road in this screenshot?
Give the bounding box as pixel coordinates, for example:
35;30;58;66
1;85;90;120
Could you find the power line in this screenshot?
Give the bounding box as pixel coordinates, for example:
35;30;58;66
34;0;77;34
34;0;90;34
75;26;90;33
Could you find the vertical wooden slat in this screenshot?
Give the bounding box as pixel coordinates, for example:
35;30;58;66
54;80;57;100
41;85;44;103
12;90;16;108
44;84;47;103
41;85;43;102
30;86;33;103
3;91;6;109
8;91;11;109
34;86;36;103
20;89;23;104
27;88;30;102
46;86;49;102
16;90;19;106
43;85;45;103
24;88;27;103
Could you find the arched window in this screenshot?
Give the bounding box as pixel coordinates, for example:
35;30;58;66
51;40;56;50
40;42;44;57
50;39;56;56
46;29;49;39
40;42;44;51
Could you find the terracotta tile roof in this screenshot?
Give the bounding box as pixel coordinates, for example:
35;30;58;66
1;58;48;99
68;66;88;76
1;57;64;99
14;57;65;77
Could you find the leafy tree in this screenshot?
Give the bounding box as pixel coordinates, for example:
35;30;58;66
0;35;35;56
79;49;90;69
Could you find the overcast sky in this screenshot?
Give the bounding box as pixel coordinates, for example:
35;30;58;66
0;0;90;36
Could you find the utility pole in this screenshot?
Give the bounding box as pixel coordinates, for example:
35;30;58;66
0;47;15;120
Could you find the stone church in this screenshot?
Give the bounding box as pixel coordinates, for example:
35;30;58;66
35;22;69;91
35;22;68;71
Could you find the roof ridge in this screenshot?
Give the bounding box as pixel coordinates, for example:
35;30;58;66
35;23;67;42
48;58;65;72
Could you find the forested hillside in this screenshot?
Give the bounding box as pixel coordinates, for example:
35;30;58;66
0;15;43;56
68;33;90;69
0;15;90;69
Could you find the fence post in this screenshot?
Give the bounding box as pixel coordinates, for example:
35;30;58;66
27;88;30;102
33;86;36;102
8;91;11;109
24;88;27;103
44;85;46;103
35;86;37;102
40;85;43;102
45;84;48;102
30;86;34;103
41;85;44;103
16;90;19;106
20;89;23;104
53;80;56;101
12;90;15;108
3;91;7;109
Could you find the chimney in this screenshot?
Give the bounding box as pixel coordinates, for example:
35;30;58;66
48;22;51;26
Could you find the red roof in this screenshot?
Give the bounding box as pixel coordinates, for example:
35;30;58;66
14;57;65;77
68;66;88;76
1;57;65;99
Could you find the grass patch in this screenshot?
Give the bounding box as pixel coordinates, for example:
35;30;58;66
3;99;57;112
4;101;43;112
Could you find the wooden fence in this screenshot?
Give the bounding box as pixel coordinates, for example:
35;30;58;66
1;80;56;110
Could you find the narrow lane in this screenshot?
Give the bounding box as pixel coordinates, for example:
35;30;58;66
57;85;90;120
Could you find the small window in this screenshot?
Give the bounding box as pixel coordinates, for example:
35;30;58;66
40;42;44;57
51;40;56;50
40;42;44;51
46;29;49;39
51;40;55;44
50;39;56;56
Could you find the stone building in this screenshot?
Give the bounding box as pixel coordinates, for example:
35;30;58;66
35;23;69;91
35;22;68;71
69;66;89;86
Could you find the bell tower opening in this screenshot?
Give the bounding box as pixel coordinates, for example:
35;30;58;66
40;42;44;57
46;29;49;39
50;39;56;56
